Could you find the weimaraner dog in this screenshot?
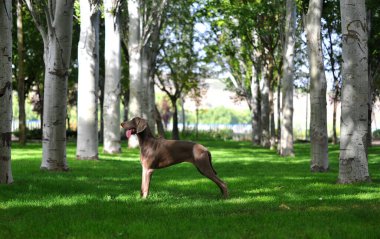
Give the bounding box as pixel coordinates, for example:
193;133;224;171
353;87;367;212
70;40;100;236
121;117;228;198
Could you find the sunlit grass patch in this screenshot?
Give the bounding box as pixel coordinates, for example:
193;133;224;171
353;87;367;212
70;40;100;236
1;141;380;238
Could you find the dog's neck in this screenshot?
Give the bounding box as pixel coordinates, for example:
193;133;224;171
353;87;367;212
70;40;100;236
136;126;154;146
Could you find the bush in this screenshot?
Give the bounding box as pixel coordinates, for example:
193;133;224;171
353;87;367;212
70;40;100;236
373;129;380;139
13;128;42;140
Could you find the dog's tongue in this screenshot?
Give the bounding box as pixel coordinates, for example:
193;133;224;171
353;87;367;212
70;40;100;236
126;129;132;139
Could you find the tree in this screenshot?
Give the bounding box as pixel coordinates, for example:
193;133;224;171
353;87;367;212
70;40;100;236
156;0;201;140
0;0;13;184
305;0;328;171
24;0;74;170
280;0;296;157
16;0;26;145
127;0;142;148
338;0;370;183
127;0;168;146
322;0;341;145
76;0;100;159
103;0;121;154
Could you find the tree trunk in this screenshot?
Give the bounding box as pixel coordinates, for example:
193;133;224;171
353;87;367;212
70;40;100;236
268;56;276;150
181;97;186;133
251;66;261;146
77;0;100;160
326;25;340;145
305;0;329;172
154;105;165;137
31;1;74;171
277;76;281;151
332;96;338;144
127;0;143;148
338;0;370;183
261;64;270;148
16;0;26;146
103;0;121;154
0;0;13;183
99;75;104;143
171;98;180;140
280;0;296;157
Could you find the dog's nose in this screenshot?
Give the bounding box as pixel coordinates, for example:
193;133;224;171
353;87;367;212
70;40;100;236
120;122;124;127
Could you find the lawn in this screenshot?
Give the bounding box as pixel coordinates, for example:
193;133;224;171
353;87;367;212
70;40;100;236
1;140;380;238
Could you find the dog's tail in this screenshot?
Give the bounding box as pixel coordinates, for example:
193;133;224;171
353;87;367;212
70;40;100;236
207;151;217;175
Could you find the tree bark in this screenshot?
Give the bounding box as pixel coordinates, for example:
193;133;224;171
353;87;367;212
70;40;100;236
25;0;75;171
103;0;121;154
0;0;13;183
305;0;329;172
127;0;143;148
250;66;261;146
338;0;370;183
77;0;100;160
261;63;270;148
16;0;26;145
171;97;180;140
280;0;296;157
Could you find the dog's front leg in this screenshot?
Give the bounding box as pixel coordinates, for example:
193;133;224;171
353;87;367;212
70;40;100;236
141;167;154;198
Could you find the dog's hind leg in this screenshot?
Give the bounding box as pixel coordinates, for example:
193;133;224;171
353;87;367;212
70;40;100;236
194;152;228;198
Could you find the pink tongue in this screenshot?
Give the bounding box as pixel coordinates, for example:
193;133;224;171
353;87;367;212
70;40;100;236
126;130;132;138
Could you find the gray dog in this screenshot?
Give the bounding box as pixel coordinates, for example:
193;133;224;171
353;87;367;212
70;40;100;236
121;117;228;198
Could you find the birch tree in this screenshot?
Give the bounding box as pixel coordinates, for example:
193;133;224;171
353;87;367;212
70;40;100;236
338;0;370;183
127;0;142;148
25;0;74;170
305;0;328;171
77;0;100;159
103;0;121;154
0;0;13;184
127;0;168;147
280;0;296;157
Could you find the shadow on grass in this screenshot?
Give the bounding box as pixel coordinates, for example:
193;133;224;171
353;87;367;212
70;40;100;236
2;141;380;238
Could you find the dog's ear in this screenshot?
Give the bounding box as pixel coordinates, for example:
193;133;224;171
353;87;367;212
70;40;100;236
136;118;147;133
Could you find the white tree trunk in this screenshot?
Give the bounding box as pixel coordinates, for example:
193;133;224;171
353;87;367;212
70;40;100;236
104;0;121;153
338;0;370;183
306;0;329;172
0;0;13;183
280;0;296;157
40;1;74;171
77;0;100;160
128;0;143;148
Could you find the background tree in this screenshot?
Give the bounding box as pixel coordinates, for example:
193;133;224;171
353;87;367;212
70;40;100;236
24;0;74;170
0;0;13;184
16;0;26;145
338;0;370;183
322;0;341;145
127;0;168;147
305;0;328;171
280;0;296;157
367;0;380;146
76;0;100;159
155;0;201;140
103;0;121;154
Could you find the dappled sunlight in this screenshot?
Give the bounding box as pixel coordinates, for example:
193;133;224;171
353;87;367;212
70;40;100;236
1;194;98;209
2;142;380;238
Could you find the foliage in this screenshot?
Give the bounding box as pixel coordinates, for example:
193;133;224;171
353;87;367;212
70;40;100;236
13;128;42;140
2;142;380;238
186;106;250;124
372;129;380;139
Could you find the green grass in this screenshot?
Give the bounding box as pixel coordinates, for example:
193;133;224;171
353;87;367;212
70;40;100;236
1;141;380;238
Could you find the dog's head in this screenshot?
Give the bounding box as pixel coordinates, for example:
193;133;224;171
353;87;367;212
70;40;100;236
121;117;147;138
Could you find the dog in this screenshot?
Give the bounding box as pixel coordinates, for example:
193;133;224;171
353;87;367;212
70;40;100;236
121;117;228;198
